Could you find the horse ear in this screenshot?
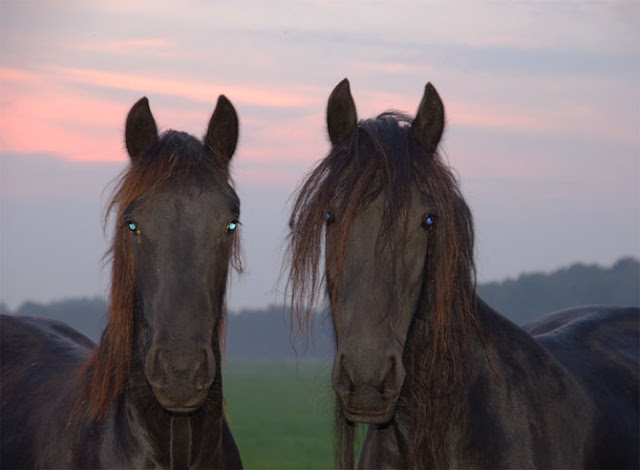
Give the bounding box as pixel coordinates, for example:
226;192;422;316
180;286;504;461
411;82;445;153
204;95;239;165
327;78;358;146
125;97;159;160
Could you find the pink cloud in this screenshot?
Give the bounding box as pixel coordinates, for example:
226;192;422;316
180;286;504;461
0;67;126;162
0;67;43;86
0;65;326;164
2;62;635;186
339;86;547;136
74;38;172;54
49;66;321;109
0;105;124;163
354;86;564;138
447;100;542;133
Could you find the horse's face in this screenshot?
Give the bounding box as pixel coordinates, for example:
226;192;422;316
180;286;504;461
127;181;238;412
324;79;444;424
124;96;239;413
326;187;435;424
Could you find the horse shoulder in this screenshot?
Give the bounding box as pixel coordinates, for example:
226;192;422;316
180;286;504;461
1;314;94;355
1;315;93;390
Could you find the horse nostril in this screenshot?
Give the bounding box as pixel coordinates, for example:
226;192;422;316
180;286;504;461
145;347;166;387
332;352;351;396
194;347;215;391
381;352;405;398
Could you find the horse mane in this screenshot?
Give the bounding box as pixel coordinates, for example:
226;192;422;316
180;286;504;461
286;112;477;468
75;130;240;422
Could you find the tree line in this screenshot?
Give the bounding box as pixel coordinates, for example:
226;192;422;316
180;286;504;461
2;257;637;358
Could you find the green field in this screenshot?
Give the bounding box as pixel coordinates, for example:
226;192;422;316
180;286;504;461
223;360;337;469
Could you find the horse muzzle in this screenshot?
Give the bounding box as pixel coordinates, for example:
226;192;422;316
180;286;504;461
145;346;216;413
332;348;406;424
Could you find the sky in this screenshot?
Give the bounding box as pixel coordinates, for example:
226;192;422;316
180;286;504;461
1;1;639;312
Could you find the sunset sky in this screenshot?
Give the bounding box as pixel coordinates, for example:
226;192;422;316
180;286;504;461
1;1;638;312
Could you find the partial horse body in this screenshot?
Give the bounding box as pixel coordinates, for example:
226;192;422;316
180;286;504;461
1;96;243;468
287;79;639;468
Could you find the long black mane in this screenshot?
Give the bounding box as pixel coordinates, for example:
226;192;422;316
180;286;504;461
288;111;478;467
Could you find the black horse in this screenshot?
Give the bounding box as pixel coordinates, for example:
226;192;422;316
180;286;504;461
1;96;243;468
287;78;639;469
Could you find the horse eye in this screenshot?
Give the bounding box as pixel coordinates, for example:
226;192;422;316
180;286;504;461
423;214;436;230
127;221;139;233
226;220;239;233
324;212;333;224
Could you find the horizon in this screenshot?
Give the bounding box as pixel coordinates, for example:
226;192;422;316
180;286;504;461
1;1;639;311
2;255;637;314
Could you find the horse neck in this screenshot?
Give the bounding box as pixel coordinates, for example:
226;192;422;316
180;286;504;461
382;296;591;468
122;312;227;468
121;383;226;468
401;295;547;386
383;297;477;467
434;297;576;465
389;295;545;466
470;296;558;375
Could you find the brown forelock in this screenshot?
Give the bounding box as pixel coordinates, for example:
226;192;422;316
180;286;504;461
74;131;238;422
286;113;478;468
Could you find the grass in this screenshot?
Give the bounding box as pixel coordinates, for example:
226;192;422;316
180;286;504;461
223;360;337;469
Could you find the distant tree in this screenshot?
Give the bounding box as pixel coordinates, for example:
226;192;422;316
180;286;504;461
4;258;638;355
12;297;107;341
225;304;335;359
478;257;639;325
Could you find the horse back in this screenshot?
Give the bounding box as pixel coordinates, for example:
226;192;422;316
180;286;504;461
524;306;638;375
1;315;94;468
1;314;93;385
524;306;639;468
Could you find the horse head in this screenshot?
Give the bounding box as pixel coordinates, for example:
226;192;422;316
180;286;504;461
122;96;239;413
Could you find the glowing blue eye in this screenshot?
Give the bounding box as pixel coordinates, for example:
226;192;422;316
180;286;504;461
127;221;138;232
325;212;332;223
424;214;436;229
227;220;238;233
